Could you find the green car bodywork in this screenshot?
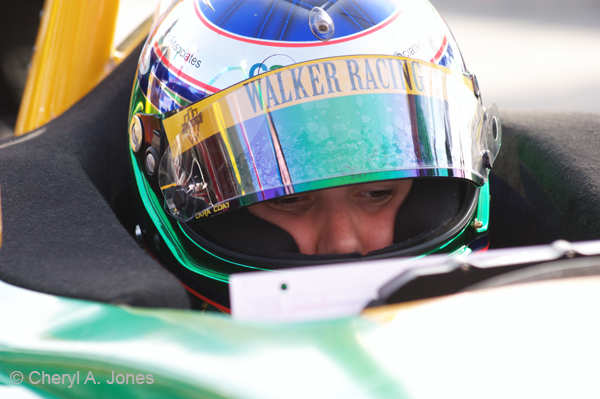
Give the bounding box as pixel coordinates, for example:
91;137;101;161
2;272;600;399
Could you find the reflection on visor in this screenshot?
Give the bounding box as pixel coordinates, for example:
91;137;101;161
157;55;501;221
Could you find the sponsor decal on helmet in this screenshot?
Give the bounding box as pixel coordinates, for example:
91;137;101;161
164;32;202;69
243;57;436;115
161;55;473;159
250;63;281;78
196;202;230;219
395;41;426;59
249;54;296;77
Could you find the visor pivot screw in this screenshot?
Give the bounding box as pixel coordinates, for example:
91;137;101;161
130;115;144;153
173;187;188;209
482;151;493;169
135;225;144;245
145;153;156;175
468;72;481;100
473;219;483;229
460;263;471;272
144;148;159;176
309;7;335;41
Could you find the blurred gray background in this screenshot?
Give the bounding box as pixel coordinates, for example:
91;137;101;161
430;0;600;114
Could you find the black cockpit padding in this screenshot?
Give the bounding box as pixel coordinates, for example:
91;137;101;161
0;42;191;309
489;110;600;248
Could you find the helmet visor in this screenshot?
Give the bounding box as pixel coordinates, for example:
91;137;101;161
157;55;500;221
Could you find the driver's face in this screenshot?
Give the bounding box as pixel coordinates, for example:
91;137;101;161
248;180;413;255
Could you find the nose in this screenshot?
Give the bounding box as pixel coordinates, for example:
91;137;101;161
316;207;364;255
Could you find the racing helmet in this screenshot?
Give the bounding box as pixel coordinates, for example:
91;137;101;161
128;0;501;310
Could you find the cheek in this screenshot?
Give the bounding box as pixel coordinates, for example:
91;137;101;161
359;211;397;251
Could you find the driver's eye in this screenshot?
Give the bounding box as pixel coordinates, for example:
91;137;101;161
369;190;393;199
278;197;300;204
360;189;395;203
267;195;306;210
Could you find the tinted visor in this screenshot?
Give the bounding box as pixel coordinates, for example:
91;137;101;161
157;55;500;221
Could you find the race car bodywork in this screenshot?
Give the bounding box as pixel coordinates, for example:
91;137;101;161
2;256;600;398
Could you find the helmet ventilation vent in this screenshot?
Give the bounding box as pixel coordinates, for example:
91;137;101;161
309;7;335;41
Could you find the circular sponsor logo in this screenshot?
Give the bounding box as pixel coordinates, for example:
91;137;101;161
250;54;296;77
